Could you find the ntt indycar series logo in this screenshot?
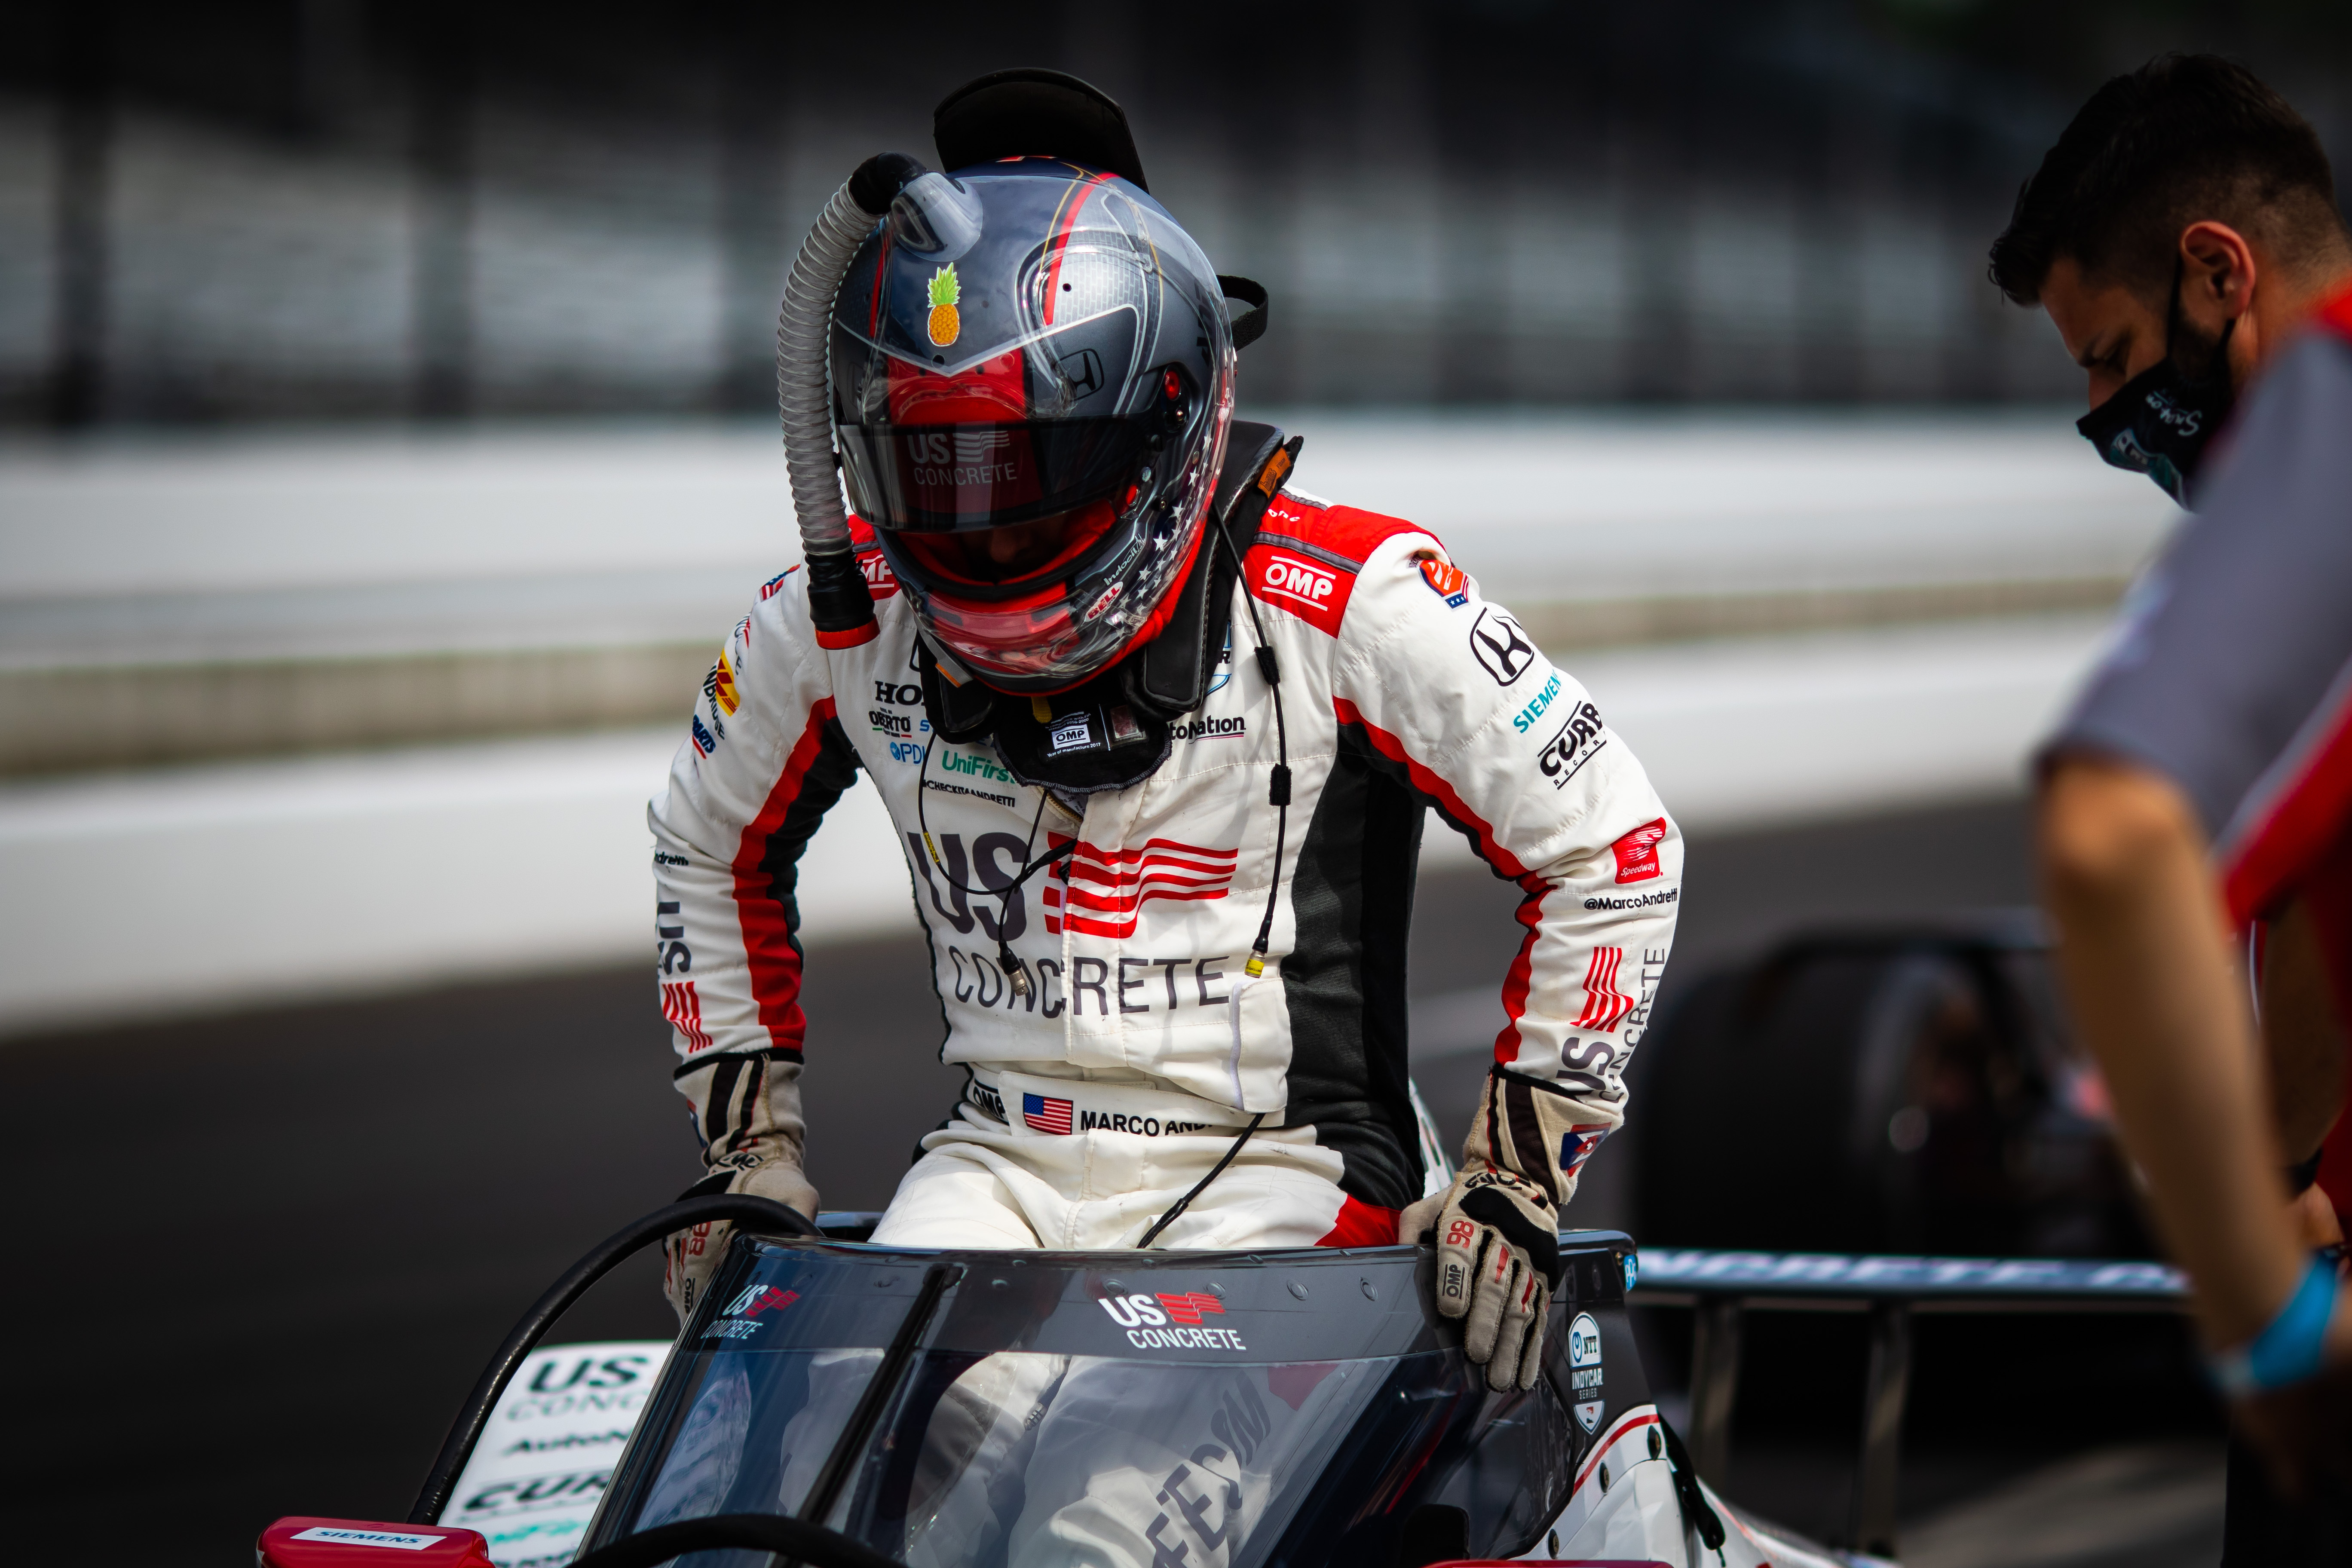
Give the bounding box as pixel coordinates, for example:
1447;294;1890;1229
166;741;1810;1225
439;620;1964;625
1098;1289;1250;1351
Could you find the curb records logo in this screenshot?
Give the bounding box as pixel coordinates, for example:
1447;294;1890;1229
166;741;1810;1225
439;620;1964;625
1469;607;1537;686
1567;1311;1605;1433
704;1282;800;1340
1537;701;1607;788
1096;1288;1250;1351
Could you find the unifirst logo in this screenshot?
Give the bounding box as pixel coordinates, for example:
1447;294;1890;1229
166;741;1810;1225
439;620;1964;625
1260;554;1337;606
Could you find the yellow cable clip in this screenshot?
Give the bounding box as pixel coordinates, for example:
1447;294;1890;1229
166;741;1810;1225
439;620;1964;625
1031;695;1053;723
1244;955;1266;978
922;832;942;868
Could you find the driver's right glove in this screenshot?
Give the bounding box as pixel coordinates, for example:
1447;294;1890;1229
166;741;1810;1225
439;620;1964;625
663;1048;819;1326
1400;1066;1612;1391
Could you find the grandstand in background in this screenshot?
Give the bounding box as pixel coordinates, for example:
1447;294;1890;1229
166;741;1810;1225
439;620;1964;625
11;0;2347;425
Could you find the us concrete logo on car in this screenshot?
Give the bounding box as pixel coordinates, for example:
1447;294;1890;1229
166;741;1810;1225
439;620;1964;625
1568;1311;1605;1433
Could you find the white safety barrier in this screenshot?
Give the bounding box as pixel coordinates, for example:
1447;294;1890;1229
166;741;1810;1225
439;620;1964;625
0;613;2107;1037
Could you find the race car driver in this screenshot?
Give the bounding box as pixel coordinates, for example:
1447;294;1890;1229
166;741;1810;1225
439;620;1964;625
649;70;1680;1418
1991;53;2352;1533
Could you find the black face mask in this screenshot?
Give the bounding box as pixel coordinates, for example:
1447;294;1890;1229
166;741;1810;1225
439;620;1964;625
2075;263;2237;508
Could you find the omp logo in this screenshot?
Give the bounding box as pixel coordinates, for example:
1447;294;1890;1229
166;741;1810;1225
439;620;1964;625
859;550;900;597
1259;552;1338;608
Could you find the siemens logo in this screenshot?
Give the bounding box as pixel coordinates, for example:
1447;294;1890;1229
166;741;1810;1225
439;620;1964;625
1511;672;1565;733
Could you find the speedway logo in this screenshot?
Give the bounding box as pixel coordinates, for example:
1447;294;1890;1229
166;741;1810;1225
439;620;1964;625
1610;818;1668;884
703;1282;800;1341
1098;1290;1250;1351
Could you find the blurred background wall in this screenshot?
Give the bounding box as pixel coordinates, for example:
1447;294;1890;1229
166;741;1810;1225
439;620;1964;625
9;4;2348;1562
6;0;2350;427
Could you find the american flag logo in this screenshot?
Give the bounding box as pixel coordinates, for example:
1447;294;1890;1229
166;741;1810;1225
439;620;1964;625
1560;1125;1610;1175
661;980;713;1053
1041;836;1239;937
1023;1093;1074;1135
1156;1291;1225;1325
1571;946;1635;1032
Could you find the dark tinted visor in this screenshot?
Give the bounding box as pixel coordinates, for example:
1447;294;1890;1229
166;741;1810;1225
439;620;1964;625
839;419;1145;532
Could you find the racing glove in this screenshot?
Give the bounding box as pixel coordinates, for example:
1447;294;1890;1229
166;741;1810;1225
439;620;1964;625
1402;1066;1614;1391
663;1049;820;1326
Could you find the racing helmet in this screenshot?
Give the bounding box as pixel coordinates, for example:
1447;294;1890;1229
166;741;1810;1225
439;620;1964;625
830;159;1235;694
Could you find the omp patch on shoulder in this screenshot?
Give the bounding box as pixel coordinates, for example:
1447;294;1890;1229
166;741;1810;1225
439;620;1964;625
845;516;901;600
1246;496;1436;638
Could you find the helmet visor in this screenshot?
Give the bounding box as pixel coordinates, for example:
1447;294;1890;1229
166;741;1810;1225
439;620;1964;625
838;418;1147;533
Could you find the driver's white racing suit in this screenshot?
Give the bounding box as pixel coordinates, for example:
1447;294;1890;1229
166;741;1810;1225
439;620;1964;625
650;484;1681;1565
651;484;1681;1249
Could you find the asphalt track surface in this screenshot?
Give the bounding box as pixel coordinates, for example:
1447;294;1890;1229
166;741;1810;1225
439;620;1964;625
0;797;2217;1563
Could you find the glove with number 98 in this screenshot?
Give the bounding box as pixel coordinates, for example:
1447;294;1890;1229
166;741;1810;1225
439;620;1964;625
1401;1066;1614;1391
663;1159;820;1326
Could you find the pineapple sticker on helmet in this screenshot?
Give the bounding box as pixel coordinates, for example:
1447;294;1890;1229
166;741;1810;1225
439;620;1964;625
926;263;961;347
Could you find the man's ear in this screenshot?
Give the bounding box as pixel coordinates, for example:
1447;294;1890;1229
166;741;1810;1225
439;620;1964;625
2180;220;2260;326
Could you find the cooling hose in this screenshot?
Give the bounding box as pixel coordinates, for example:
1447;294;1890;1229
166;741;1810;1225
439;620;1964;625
778;151;931;646
407;1194;821;1525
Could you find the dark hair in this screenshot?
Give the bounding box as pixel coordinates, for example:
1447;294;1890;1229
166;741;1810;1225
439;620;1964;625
1988;55;2348;306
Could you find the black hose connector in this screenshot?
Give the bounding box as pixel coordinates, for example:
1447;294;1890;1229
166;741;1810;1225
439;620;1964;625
804;548;879;644
407;1194;821;1525
567;1513;900;1568
848;151;931;216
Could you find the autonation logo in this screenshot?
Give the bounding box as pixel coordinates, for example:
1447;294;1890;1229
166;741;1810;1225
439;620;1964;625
1171;715;1246;743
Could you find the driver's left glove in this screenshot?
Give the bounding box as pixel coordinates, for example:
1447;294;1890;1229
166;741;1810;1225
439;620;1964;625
1401;1066;1614;1391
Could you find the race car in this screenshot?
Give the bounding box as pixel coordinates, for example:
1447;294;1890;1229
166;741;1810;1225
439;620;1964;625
253;911;2196;1568
259;1204;1861;1568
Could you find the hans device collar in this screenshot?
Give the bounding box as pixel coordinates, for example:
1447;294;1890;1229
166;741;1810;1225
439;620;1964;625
916;422;1295;796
